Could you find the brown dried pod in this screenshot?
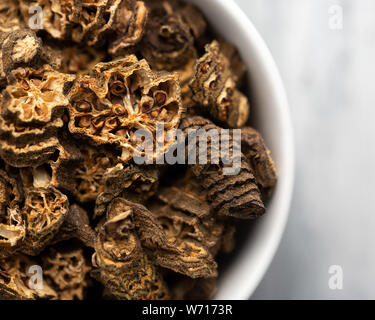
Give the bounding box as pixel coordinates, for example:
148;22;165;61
108;0;148;55
42;247;91;300
141;0;196;71
67;56;184;162
179;116;265;219
0;254;57;300
0;65;75;167
91;198;169;300
21;187;69;255
94;163;159;217
53;204;96;248
0;1;24;34
241;127;277;196
19;0;75;41
190;41;250;128
0;170;25;259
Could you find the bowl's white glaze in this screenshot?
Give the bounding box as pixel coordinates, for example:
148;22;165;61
185;0;294;299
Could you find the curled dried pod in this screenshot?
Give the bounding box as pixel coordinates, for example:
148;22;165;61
0;170;25;259
141;0;196;71
108;0;148;55
179;116;265;219
67;56;184;162
0;254;57;300
21;187;69;255
91;198;169;300
241;127;277;196
190;41;250;128
42;247;91;300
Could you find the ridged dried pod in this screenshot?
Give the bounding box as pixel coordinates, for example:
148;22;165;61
21;187;69;255
179;116;265;219
108;0;148;55
94;163;159;217
67;56;184;162
0;1;24;34
241;127;277;196
42;247;91;300
91;198;169;300
0;170;25;259
0;254;57;300
0;65;75;167
190;41;250;128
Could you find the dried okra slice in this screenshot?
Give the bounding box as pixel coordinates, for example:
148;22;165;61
241;127;277;197
21;187;69;255
67;56;184;162
91;198;169;300
108;0;148;55
0;170;25;259
0;254;57;300
0;65;75;167
42;247;91;300
180;116;265;219
190;41;250;128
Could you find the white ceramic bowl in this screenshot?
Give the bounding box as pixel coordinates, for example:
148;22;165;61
185;0;294;299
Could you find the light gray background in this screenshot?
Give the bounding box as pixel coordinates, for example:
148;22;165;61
233;0;375;299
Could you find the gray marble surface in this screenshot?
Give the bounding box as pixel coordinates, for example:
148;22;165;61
233;0;375;299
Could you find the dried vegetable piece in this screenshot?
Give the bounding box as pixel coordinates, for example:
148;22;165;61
241;127;277;196
180;116;265;219
91;198;169;300
74;146;119;203
190;41;250;128
21;187;69;255
53;204;96;248
108;0;148;55
19;0;75;41
141;0;196;71
42;247;91;300
0;254;57;300
0;65;75;167
0;1;24;34
67;56;184;162
94;163;159;216
0;170;25;259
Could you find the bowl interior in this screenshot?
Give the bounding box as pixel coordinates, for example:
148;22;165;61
186;0;294;299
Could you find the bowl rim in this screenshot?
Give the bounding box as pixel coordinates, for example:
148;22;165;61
186;0;295;299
